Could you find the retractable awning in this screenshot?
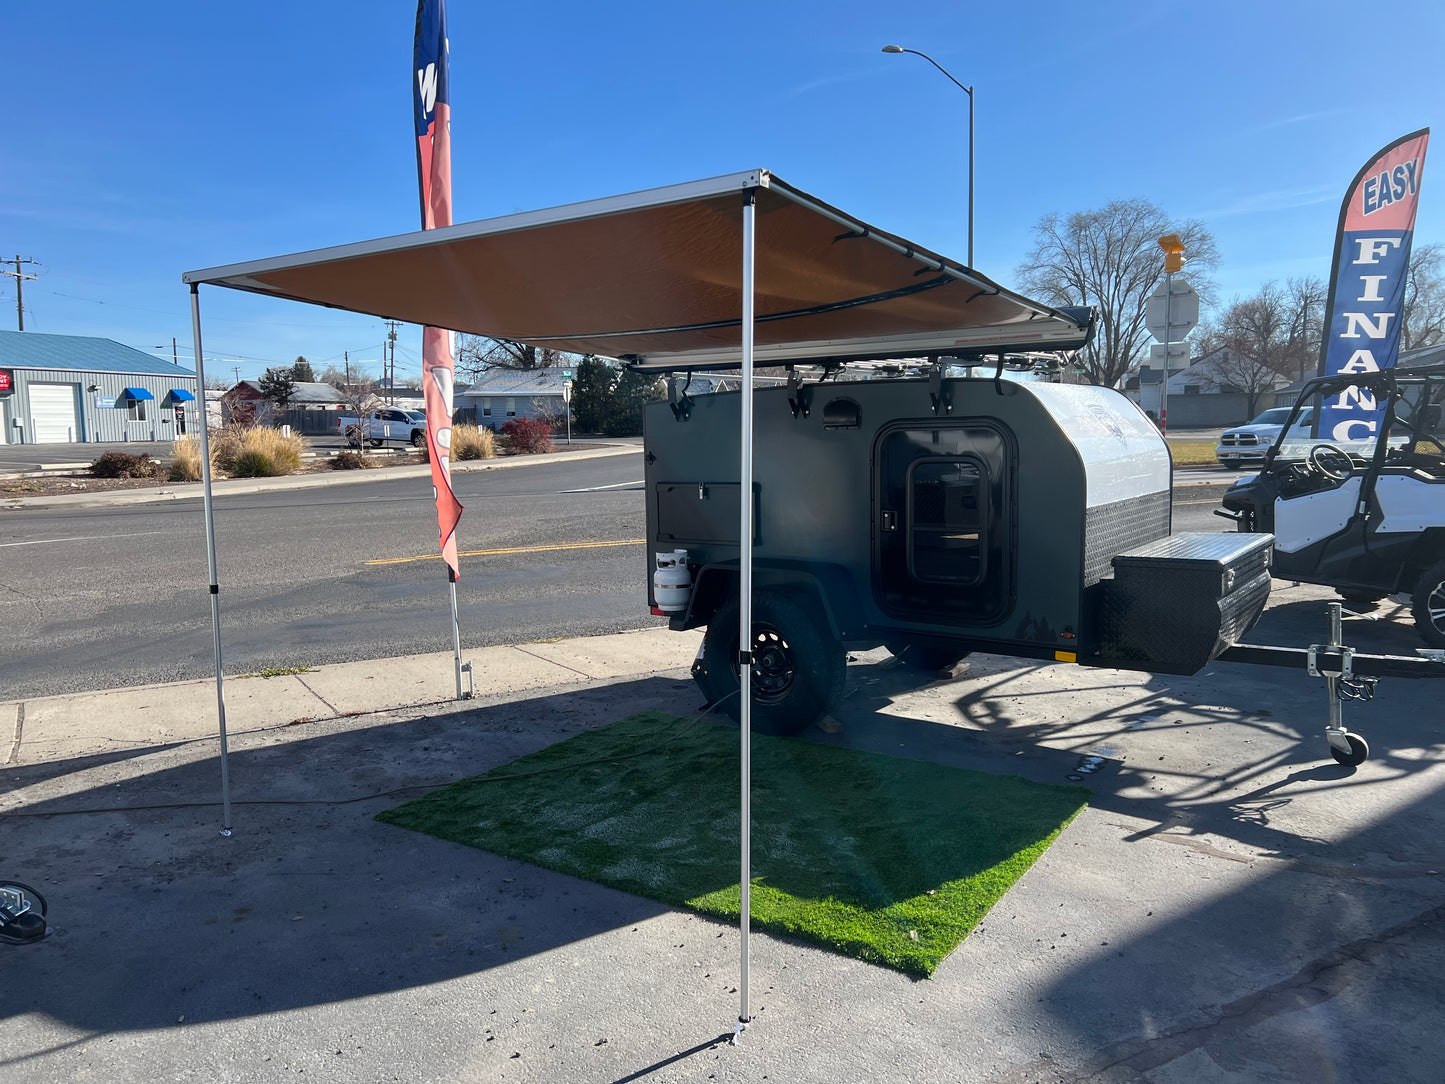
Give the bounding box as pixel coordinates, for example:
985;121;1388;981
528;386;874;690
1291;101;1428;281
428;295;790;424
184;170;1091;370
180;171;1094;1030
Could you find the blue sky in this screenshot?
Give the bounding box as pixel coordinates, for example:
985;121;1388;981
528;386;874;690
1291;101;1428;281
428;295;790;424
2;1;1440;384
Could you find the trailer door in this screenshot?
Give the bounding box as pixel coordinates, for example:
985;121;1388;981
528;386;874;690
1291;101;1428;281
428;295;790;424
873;423;1013;622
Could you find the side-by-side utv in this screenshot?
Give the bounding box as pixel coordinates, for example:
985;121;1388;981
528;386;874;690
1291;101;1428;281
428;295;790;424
644;372;1273;734
1220;362;1445;646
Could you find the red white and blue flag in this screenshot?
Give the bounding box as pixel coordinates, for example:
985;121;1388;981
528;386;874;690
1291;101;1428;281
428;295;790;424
1317;129;1430;443
414;0;464;579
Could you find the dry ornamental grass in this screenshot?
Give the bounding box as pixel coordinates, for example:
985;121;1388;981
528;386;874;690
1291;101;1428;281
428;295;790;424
211;426;308;477
451;423;496;460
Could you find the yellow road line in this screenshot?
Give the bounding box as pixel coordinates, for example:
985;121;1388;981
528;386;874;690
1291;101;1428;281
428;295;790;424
367;538;646;566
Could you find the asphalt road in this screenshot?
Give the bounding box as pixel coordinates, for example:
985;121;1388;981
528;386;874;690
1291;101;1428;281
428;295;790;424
0;454;659;697
0;461;1235;699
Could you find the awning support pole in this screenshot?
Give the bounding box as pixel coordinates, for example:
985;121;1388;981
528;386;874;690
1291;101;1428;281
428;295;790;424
735;187;757;1042
189;285;233;837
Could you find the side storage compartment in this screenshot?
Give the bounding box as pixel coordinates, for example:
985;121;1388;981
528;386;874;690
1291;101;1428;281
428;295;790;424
1087;533;1274;675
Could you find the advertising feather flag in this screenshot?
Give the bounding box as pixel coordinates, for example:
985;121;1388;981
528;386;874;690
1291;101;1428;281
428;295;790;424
414;0;464;579
1316;129;1429;444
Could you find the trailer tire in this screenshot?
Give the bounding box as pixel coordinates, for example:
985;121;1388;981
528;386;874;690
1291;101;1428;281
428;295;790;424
1410;559;1445;647
884;638;971;672
698;591;844;736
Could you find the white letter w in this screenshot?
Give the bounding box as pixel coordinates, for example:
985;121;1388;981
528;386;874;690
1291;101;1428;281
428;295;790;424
417;64;438;117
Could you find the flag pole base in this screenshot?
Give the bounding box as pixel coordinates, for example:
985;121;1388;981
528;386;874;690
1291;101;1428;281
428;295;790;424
731;1017;750;1045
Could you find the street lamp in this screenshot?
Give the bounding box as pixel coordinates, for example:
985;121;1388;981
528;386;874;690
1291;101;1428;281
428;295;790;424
881;44;974;268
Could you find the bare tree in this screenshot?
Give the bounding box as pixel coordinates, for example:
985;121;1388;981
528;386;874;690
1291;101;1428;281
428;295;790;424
1017;199;1218;389
338;374;380;452
1283;275;1327;385
1403;242;1445;352
1211;284;1298;416
456;337;572;379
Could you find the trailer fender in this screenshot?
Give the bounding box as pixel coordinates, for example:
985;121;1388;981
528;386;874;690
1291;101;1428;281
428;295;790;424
679;562;863;642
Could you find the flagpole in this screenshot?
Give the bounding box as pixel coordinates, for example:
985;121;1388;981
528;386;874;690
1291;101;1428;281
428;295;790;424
190;285;233;837
449;570;463;699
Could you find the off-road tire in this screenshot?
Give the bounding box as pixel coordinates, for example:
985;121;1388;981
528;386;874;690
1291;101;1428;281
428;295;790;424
697;590;845;736
1410;559;1445;648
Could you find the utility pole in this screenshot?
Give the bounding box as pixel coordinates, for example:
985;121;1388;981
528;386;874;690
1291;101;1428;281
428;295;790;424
172;337;179;366
232;366;242;387
1;256;37;330
384;321;402;405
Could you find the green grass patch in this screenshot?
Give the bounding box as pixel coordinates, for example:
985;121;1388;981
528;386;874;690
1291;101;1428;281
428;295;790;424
1168;440;1221;466
377;712;1088;976
238;666;317;679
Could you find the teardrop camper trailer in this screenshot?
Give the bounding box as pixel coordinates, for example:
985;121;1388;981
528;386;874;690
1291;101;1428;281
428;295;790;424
644;373;1274;734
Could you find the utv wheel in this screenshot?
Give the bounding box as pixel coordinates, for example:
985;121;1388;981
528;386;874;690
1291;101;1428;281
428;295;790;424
884;638;971;672
1411;559;1445;648
698;591;845;736
1337;590;1385;611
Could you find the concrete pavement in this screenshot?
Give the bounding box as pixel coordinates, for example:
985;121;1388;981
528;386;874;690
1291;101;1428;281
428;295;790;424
3;584;1444;1082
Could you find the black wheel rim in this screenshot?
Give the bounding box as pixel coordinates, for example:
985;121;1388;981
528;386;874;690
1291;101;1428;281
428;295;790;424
1428;579;1445;633
737;624;797;704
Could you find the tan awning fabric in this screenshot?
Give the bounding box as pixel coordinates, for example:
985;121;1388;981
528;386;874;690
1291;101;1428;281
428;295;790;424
184;170;1091;368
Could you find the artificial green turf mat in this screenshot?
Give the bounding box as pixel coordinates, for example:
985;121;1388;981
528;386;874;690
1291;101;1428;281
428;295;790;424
377;711;1089;976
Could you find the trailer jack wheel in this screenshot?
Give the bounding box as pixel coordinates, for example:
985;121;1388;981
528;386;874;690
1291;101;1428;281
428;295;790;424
1328;732;1370;767
1312;603;1376;767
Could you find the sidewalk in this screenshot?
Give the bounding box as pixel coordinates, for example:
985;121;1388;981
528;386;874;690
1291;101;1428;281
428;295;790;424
4;600;1444;1082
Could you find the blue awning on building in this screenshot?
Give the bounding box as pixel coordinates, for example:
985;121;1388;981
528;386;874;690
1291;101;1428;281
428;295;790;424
167;388;196;402
119;387;155;400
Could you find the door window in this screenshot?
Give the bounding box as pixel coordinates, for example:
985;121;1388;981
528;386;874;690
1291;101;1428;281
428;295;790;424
874;423;1013;621
908;460;986;584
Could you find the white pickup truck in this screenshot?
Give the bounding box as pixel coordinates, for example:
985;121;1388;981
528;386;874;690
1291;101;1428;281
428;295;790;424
338;408;428;448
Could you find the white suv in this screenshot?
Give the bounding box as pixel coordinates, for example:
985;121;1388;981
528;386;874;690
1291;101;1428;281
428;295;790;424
1216;407;1315;469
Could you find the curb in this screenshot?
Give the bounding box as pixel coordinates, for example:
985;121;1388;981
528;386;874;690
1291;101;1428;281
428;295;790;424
1;444;639;511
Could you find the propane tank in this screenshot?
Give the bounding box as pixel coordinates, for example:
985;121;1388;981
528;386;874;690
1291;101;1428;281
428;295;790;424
653;549;692;613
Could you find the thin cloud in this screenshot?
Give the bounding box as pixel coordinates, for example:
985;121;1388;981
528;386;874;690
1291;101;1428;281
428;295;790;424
1191;186;1337;219
1237;111;1338;138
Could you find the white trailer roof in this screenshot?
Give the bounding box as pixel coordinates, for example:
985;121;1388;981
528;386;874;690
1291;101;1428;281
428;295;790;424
184;170;1092;370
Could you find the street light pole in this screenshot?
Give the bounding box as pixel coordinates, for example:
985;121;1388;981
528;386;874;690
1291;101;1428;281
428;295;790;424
882;45;974;268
